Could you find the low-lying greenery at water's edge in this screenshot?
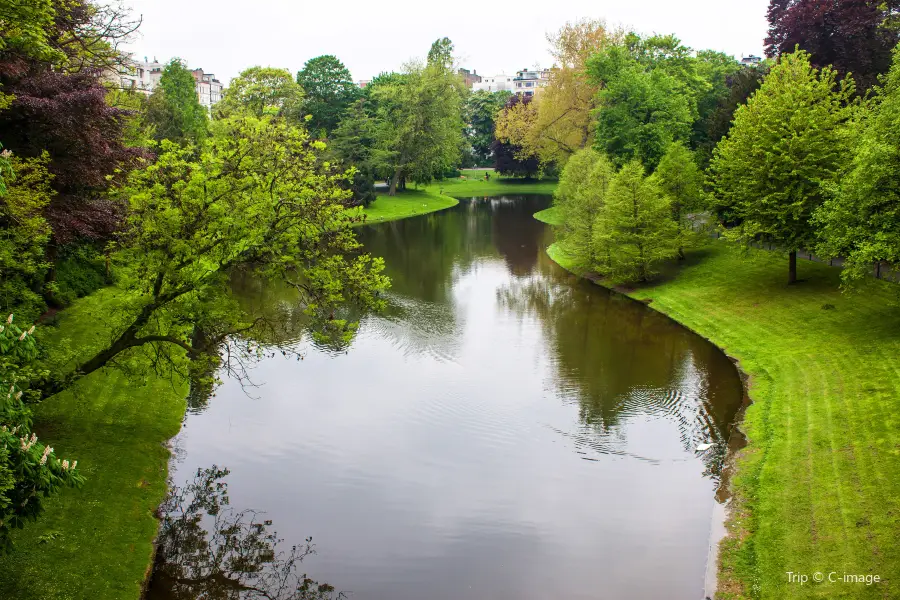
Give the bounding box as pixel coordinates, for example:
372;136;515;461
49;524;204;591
0;289;187;600
542;217;900;599
353;175;558;224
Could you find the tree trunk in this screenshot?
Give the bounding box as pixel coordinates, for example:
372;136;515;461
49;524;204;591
788;250;797;285
389;170;400;196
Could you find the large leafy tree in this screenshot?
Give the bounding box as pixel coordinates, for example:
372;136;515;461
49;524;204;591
587;44;694;169
594;160;680;282
816;45;900;282
146;58;209;145
370;43;465;195
709;50;855;284
765;0;900;90
464;90;510;167
216;66;304;120
296;55;358;136
694;65;767;165
37;115;388;399
495;19;621;168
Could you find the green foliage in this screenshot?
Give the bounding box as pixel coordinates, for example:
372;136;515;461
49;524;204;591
553;148;613;270
370;48;465;193
594;161;680;282
709;50;855;280
464;90;511;167
0;314;82;554
816;44;900;283
427;37;455;70
296;55;358;136
651;142;706;254
145;59;209;145
0;153;53;320
52;244;108;307
691;50;742;151
328;98;378;206
0;0;61;65
217;66;305;121
37;114;389;397
588;44;695;169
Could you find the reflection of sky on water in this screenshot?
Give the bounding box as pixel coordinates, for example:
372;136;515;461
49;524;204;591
158;196;744;600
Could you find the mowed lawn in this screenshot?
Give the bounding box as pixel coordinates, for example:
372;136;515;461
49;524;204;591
354;175;558;225
0;289;187;600
547;237;900;599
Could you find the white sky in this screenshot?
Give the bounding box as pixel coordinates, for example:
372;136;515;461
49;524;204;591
121;0;770;84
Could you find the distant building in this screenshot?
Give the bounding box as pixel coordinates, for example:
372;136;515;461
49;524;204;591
192;68;224;110
741;55;763;67
111;56;163;96
512;68;551;97
472;74;514;93
458;68;482;88
357;79;371;88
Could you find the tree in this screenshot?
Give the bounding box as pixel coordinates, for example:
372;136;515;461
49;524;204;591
815;44;900;282
370;46;464;195
0;152;53;318
694;65;767;165
145;58;209;145
494;19;621;168
36;114;388;400
427;37;455;70
215;66;304;120
153;466;341;599
766;0;900;90
594;161;680;282
492;95;539;177
464;90;510;167
296;55;358;136
328;98;378;206
651;142;705;257
587;45;694;169
691;50;743;154
553;148;614;270
0;313;82;553
0;67;146;244
709;50;855;284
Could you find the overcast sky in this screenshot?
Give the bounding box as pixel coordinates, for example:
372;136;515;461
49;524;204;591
121;0;771;84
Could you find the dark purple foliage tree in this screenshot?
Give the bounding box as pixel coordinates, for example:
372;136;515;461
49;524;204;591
766;0;900;90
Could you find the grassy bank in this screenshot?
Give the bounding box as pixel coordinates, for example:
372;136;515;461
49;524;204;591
0;289;187;600
353;175;558;225
544;234;900;599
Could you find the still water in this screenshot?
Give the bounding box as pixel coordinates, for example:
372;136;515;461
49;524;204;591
147;195;744;600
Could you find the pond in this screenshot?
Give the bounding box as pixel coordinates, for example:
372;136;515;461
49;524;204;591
147;195;744;600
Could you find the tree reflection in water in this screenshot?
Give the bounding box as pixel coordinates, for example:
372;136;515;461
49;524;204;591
147;466;342;600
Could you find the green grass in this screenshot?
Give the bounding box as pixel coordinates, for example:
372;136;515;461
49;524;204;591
0;288;187;600
353;176;558;225
533;206;561;225
544;237;900;599
427;172;557;198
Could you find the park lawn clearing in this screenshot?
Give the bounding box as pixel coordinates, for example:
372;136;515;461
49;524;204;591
0;288;187;600
544;235;900;600
355;177;558;225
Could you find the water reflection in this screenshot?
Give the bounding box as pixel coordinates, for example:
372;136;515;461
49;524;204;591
157;195;745;600
147;466;342;600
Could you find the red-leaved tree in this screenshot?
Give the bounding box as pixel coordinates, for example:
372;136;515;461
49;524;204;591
766;0;900;90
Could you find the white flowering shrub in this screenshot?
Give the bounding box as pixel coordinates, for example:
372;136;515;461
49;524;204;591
0;314;82;553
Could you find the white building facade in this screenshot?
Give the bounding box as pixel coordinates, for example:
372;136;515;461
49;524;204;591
192;69;224;110
512;68;551;97
110;56;224;111
472;74;514;93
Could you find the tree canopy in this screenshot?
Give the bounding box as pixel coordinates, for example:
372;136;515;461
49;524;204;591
146;58;209;145
709;50;855;283
216;66;304;120
296;55;358;136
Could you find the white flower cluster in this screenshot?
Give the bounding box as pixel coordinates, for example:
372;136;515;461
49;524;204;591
40;445;53;465
60;460;76;471
20;432;37;451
